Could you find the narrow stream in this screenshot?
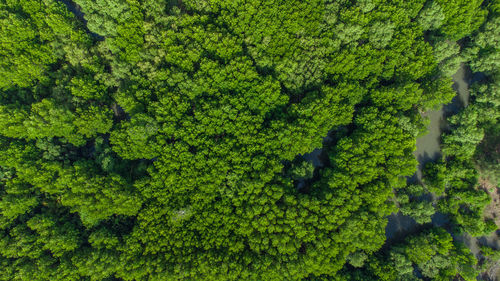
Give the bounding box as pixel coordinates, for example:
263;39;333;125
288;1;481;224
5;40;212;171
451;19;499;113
57;0;104;40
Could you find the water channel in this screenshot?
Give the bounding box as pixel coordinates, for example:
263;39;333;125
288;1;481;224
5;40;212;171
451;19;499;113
386;65;471;239
385;64;500;280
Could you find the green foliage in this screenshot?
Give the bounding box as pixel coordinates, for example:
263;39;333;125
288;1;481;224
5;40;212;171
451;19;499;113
26;99;83;144
418;1;446;30
288;159;315;180
74;106;113;138
424;159;493;236
0;178;38;219
423;161;448;194
476;123;500;185
347;228;480;281
110;114;159;159
369;21;396;49
396;184;435;224
0;0;493;280
432;40;464;77
347;251;368;268
0;0;91;89
464;4;500;187
74;0;131;37
442;106;485;160
425;2;500;240
69;75;107;100
478;245;500;274
436;0;487;40
466;16;500;74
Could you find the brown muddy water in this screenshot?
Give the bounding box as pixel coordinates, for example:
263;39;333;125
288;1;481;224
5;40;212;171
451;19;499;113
386;65;500;280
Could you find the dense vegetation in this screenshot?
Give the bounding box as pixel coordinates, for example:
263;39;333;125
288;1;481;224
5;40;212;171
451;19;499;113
421;0;500;240
339;227;481;281
0;0;498;280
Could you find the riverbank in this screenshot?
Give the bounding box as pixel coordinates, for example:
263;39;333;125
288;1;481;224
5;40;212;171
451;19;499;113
386;65;471;239
386;64;500;279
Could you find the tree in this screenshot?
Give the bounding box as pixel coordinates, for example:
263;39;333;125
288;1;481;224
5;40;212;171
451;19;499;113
396;184;435;224
418;1;446;30
73;0;131;37
0;0;494;279
352;228;480;281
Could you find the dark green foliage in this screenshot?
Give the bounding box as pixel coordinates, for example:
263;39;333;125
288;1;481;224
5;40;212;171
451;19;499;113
0;0;493;280
423;2;500;239
395;184;435;224
476;123;500;185
478;245;500;277
74;0;131;37
434;0;487;40
423;159;494;236
287;158;315;181
340;228;480;281
463;3;500;187
0;0;92;89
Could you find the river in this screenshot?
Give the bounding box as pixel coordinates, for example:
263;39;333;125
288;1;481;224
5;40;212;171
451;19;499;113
385;64;500;280
386;65;471;240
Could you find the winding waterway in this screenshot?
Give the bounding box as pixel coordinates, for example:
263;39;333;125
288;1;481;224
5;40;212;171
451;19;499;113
385;65;471;239
385;64;500;280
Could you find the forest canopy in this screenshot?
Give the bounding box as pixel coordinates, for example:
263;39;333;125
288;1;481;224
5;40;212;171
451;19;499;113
0;0;498;280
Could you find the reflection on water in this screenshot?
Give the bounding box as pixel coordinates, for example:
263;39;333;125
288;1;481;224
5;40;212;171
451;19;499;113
387;65;472;239
302;148;326;168
386;65;500;278
412;109;446;182
411;65;472;183
457;231;500;280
